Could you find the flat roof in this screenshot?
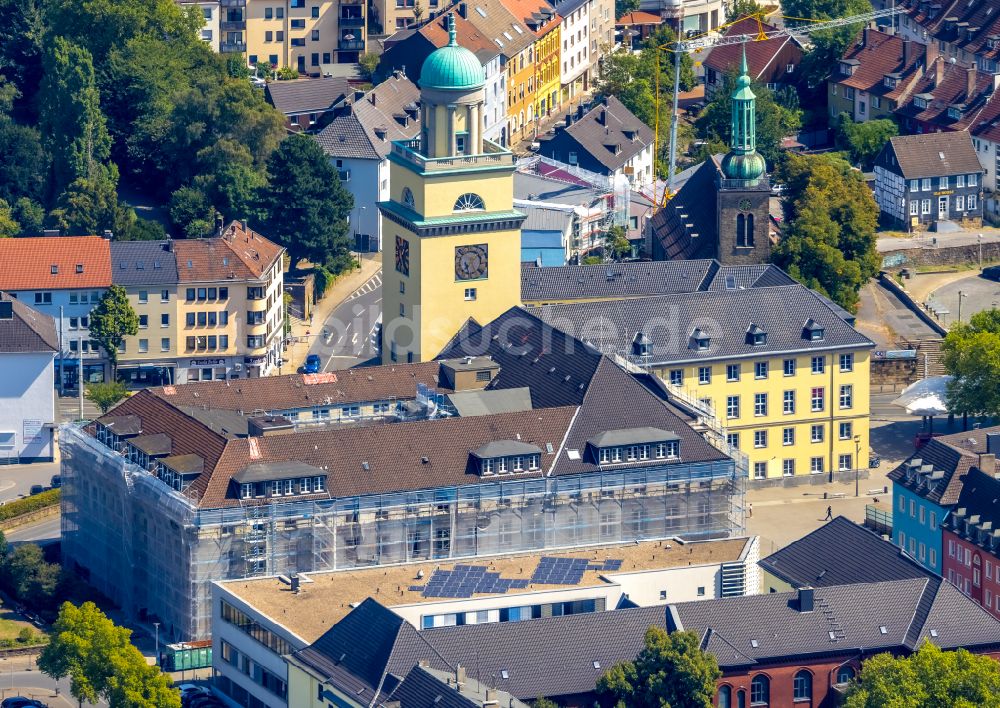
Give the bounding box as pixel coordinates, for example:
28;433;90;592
220;537;750;642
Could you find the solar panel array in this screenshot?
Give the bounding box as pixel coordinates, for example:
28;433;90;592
408;557;625;597
409;565;531;599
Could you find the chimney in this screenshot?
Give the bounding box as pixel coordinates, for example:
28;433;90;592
354;89;365;101
989;433;1000;455
102;229;113;240
370;92;377;106
935;56;944;86
458;2;467;17
862;27;871;47
994;73;1000;92
966;65;978;99
484;687;498;705
455;664;467;688
979;453;995;472
926;41;939;72
798;586;814;613
290;574;301;593
903;39;915;67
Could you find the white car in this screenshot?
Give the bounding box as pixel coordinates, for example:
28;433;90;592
250;76;267;89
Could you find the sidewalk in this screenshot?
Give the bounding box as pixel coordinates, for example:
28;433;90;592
283;255;381;371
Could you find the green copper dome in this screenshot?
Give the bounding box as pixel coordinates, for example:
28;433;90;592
721;152;767;181
419;14;485;91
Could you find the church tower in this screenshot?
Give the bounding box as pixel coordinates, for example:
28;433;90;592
380;14;525;363
715;45;771;264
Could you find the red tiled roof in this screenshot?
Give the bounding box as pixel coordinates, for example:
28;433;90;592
421;11;498;56
173;222;284;283
896;58;994;130
971;90;1000;143
701;17;794;78
0;236;112;291
616;11;661;25
898;0;1000;63
498;0;561;37
832;29;926;101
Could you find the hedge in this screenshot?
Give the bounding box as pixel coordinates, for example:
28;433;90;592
0;489;60;523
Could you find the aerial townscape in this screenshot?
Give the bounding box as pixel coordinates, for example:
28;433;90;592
8;0;1000;706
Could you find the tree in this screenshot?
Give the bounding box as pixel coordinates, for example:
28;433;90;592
5;544;59;604
0;83;50;207
260;133;353;268
12;197;44;235
697;68;802;166
0;199;18;237
38;37;116;199
39;601;181;708
942;309;1000;418
844;642;1000;708
277;65;299;80
770;152;878;311
615;0;639;19
359;53;380;82
835;113;898;169
85;381;130;414
168;186;218;238
726;0;765;22
88;285;139;374
605;225;632;261
595;627;721;708
0;0;47;118
46;171;133;237
413;0;425;22
193;139;265;223
533;700;559;708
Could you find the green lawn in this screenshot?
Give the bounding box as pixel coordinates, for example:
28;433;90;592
0;605;45;644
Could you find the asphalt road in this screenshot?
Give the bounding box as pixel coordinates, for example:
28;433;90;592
930;271;1000;325
0;463;59;506
6;515;61;546
0;665;85;707
307;270;383;371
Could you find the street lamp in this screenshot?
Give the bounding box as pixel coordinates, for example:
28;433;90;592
853;434;861;498
958;290;968;323
153;622;160;667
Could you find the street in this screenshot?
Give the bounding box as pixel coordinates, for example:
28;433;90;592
6;515;61;546
0;463;59;507
307;270;383;370
929;270;1000;325
0;659;88;707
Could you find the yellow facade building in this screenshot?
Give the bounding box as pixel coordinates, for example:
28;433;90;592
112;224;286;385
221;0;366;75
380;17;525;363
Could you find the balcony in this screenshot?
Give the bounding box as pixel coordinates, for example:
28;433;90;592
220;41;247;53
338;38;365;50
716;175;770;192
390;138;516;173
221;20;246;31
339;15;365;26
219;0;246;6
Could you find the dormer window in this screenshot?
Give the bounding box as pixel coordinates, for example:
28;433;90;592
914;96;928;109
633;331;651;357
948;105;963;120
472;441;542;476
988;35;1000;50
803;318;825;341
883;75;898;89
588;428;680;466
747;324;767;346
690;328;711;351
839;60;858;76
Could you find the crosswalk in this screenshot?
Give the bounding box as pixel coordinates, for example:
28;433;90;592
347;272;382;301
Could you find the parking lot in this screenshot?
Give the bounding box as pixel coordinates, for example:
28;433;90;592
930;270;1000;325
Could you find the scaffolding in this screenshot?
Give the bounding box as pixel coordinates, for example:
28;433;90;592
61;422;745;641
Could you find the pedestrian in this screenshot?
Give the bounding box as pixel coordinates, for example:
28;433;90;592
873;497;879;505
824;505;833;521
748;503;753;518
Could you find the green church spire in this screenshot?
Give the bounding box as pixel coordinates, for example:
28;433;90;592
721;43;766;182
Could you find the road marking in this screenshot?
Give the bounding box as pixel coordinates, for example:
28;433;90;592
352;332;359;345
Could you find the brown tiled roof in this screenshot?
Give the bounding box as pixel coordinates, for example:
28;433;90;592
0;236;112;291
885;131;983;179
898;0;1000;64
0;292;58;353
971;90;1000;143
461;0;535;57
832;29;926;101
499;0;560;37
172;222;284;283
702;17;794;79
422;11;500;60
895;58;994;129
616;11;661;25
149;362;443;412
886;428;1000;506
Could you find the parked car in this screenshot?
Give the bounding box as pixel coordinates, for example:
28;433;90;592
982;265;1000;281
188;696;224;708
2;698;47;708
49;475;61;488
28;485;44;496
304;354;322;374
869;451;881;469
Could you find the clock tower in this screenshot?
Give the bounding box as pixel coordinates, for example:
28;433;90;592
379;14;525;363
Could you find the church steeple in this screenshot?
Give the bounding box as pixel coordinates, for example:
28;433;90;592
721;44;766;181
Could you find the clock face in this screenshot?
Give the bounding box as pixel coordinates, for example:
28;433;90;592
395;236;410;276
738;198;753;212
455;244;488;280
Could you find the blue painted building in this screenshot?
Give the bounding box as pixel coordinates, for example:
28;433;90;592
888;430;1000;574
519;205;573;266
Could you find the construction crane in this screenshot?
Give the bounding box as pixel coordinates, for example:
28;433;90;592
653;6;902;211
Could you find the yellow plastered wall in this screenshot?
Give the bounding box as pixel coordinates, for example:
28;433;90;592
121;286;179;361
392;168;515;218
652;348;871;480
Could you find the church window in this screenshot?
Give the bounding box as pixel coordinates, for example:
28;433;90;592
454;193;486;211
402;187;415;209
736;212;754;248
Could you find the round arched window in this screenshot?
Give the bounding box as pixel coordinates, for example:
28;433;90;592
402;187;415;209
454;193;485;211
